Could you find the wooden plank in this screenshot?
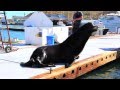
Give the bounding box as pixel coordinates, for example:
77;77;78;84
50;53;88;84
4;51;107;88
31;51;118;79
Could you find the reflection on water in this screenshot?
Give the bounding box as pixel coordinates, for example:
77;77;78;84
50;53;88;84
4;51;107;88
0;29;24;40
77;58;120;79
0;25;24;29
0;25;25;40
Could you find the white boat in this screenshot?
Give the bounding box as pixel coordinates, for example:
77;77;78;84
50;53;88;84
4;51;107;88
98;12;120;32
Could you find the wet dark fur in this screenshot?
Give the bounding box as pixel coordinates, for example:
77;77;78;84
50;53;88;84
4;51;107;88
20;23;98;68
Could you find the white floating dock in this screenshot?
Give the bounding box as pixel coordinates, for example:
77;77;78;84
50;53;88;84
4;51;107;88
0;35;120;79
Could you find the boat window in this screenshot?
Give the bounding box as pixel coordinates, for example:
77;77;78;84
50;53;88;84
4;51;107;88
99;16;106;20
117;16;120;18
106;16;114;20
99;16;114;20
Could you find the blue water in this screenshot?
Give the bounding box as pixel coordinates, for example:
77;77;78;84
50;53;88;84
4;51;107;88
1;30;25;40
77;58;120;79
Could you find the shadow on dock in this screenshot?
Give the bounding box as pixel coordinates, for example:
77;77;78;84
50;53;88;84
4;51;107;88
12;43;28;46
100;47;120;58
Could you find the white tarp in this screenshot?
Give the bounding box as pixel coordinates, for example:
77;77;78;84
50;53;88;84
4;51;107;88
24;11;53;27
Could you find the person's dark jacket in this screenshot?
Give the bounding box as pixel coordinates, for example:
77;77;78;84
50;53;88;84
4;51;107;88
72;11;83;34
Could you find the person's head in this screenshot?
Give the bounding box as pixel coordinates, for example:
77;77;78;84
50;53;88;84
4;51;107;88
74;11;83;15
73;11;83;20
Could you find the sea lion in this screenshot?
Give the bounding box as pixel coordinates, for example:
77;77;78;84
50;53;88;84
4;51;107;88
20;22;98;68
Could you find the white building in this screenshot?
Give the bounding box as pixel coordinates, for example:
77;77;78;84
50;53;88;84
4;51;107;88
24;11;53;27
24;11;69;46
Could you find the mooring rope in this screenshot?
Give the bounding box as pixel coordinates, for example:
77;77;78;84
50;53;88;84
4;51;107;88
0;59;20;64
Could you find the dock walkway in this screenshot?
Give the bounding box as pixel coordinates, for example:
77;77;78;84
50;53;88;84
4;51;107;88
1;35;120;79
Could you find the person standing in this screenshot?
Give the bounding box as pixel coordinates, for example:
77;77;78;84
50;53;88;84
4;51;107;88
72;11;83;34
57;20;65;26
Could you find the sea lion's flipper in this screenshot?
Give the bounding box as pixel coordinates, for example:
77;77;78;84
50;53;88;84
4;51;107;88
20;61;33;67
65;58;74;68
65;63;71;68
74;56;79;59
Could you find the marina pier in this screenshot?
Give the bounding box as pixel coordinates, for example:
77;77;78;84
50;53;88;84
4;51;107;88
0;34;120;79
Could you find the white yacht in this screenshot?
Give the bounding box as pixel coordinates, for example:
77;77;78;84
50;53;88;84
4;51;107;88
98;12;120;32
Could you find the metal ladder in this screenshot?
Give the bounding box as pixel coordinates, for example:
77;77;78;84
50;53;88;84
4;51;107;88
0;28;4;49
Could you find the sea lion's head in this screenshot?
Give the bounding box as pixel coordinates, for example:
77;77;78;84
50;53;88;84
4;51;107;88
79;22;98;34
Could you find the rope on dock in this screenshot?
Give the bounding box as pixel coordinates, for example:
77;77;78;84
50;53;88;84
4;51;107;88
0;59;20;64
